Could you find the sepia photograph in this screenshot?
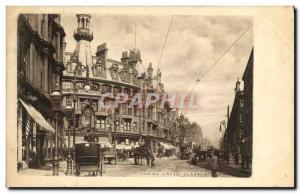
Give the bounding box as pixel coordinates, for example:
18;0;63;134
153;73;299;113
6;6;294;188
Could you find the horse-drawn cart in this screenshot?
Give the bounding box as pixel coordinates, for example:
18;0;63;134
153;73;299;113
74;142;102;176
133;146;154;166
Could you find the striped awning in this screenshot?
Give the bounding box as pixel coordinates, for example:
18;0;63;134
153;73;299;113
19;98;55;133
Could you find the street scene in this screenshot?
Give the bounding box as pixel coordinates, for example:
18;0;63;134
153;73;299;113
16;13;253;178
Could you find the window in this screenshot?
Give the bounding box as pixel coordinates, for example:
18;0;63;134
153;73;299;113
63;81;73;90
132;74;137;84
124;120;131;131
40;57;43;91
114;121;119;131
240;111;243;123
134;106;138;116
101;119;105;129
111;71;117;79
124;88;131;98
240;99;244;107
102;85;111;94
93;65;104;77
132;122;137;133
76;82;83;90
83;108;92;125
66;62;73;72
141;121;145;132
66;97;73;106
96;118;106;130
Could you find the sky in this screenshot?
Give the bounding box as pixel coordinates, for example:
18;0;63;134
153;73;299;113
61;14;253;146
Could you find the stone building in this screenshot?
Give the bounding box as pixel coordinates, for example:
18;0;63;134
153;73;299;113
17;14;66;168
223;49;253;168
226;79;244;162
242;49;253;167
61;14;179;154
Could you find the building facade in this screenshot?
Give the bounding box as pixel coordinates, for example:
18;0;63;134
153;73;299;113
222;49;253;169
61;14;180;154
17;14;66;169
226;79;244;162
242;49;253;167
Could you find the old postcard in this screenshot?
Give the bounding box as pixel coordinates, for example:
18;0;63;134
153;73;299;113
6;6;294;187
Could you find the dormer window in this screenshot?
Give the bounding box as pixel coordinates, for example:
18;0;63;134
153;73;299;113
132;70;138;84
110;63;119;80
111;71;117;79
92;64;105;77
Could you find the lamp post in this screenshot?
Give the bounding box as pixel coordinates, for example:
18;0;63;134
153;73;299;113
50;89;63;176
71;62;90;172
64;105;74;175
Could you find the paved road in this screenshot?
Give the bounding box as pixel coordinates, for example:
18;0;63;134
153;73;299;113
102;157;230;177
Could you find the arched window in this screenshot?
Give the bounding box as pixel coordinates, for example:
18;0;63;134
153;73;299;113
83;107;93;126
102;84;111;94
81;18;84;28
113;86;122;97
91;83;99;91
114;120;119;131
124;88;131;98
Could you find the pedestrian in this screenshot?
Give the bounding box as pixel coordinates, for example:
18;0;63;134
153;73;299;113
207;150;219;177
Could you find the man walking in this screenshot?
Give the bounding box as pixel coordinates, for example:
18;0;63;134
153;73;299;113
207;150;220;177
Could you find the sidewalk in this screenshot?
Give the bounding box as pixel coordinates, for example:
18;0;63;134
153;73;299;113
18;161;67;176
195;160;251;177
220;161;252;177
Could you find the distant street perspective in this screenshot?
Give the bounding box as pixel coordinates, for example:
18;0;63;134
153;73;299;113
17;13;253;178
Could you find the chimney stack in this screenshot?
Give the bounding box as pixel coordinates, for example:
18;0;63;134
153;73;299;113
235;78;241;94
96;43;108;65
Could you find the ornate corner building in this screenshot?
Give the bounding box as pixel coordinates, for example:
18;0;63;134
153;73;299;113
61;14;180;154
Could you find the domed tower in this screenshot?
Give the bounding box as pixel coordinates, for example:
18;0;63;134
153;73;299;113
72;14;93;66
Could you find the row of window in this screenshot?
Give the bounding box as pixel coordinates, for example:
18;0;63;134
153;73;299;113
23;43;53;94
62;81;137;96
65;62;138;84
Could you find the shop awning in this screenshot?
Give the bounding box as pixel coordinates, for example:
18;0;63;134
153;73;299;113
159;142;177;150
169;144;177;149
115;144;133;150
19;98;55;133
159;142;171;150
99;141;113;148
98;137;113;148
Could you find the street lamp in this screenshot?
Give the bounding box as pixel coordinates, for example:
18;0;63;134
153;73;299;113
84;84;91;92
71;62;90;172
64;105;74;175
50;89;63;176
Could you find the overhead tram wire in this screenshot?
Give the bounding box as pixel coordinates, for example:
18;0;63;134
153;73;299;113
188;23;253;94
157;15;174;69
182;23;252;116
